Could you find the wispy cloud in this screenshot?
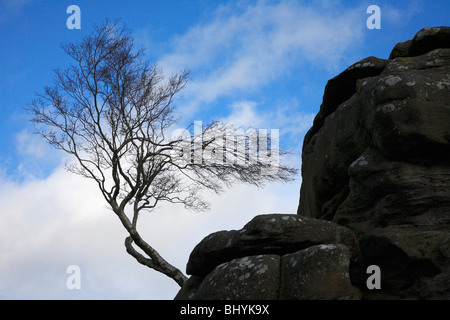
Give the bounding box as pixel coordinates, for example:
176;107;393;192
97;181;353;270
1;0;32;11
11;129;63;180
16;129;50;160
381;0;424;26
157;1;365;115
221;100;315;142
0;0;32;22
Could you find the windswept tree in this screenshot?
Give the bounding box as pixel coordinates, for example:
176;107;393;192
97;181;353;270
28;20;297;287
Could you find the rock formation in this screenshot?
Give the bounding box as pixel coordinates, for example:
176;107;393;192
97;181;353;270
175;27;450;300
176;214;361;300
298;26;450;299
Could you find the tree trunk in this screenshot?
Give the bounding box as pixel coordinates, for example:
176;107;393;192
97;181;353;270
112;202;188;287
125;235;188;287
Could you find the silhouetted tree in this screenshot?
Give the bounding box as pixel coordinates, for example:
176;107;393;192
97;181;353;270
28;20;297;286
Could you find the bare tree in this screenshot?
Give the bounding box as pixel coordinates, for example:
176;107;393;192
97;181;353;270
28;20;297;287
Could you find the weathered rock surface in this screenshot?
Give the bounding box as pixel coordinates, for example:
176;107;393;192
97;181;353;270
186;213;360;278
175;214;359;300
390;27;450;59
298;26;450;299
194;255;281;300
280;244;353;300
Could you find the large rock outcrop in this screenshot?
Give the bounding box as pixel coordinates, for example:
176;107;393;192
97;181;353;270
299;26;450;299
175;27;450;300
176;214;360;300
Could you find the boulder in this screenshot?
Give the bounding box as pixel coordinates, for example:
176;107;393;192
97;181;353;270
176;214;360;300
194;255;280;300
186;214;360;278
173;276;203;300
389;27;450;59
409;26;450;57
280;244;353;300
177;245;356;300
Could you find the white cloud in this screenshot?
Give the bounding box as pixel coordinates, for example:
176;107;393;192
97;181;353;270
381;1;423;25
157;0;365;115
221;100;315;142
221;101;264;128
0;162;301;299
270;103;316;139
16;129;51;160
11;129;63;180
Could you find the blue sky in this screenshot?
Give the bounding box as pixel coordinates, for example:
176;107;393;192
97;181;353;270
0;0;448;299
